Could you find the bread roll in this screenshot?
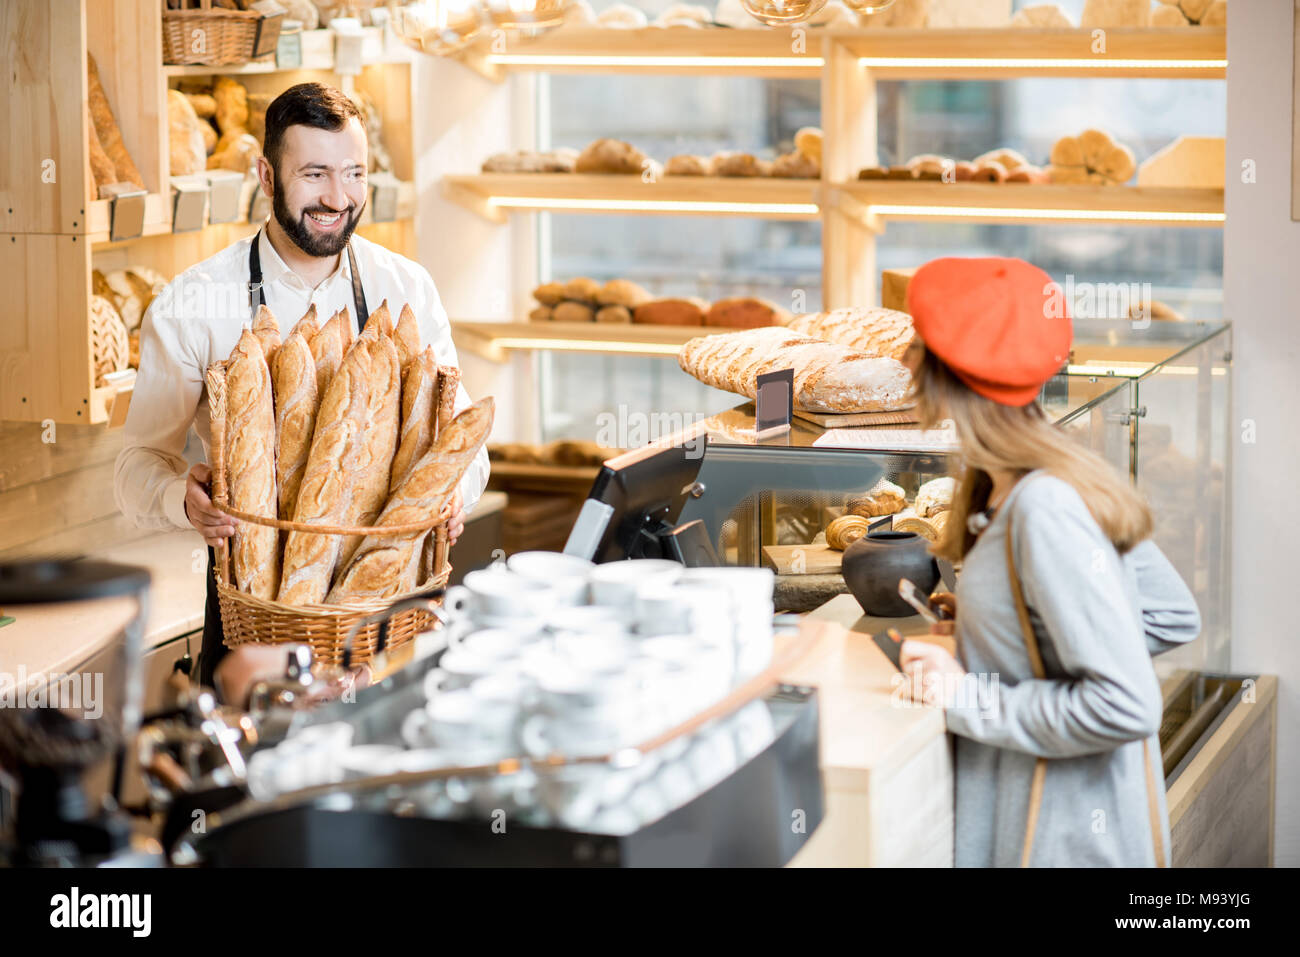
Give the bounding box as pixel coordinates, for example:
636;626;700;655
394;303;421;368
710;152;767;177
771;151;820;179
529;306;553;323
953;160;978;181
678;327;912;414
554;301;596;323
782;306;914;361
337;333;402;572
846;478;907;518
252;304;281;364
87;54;144;190
634;298;707;326
971;160;1008;183
534;281;566;306
597;278;652;308
279;341;373;605
103;270;145;330
309;311;345;399
329;398;496;602
1199;1;1225;26
168;89;207;176
665;155;710;176
914;476;956;517
706;297;790;329
225;330;280;598
272;329;319;525
794;127;823;164
595;305;632;324
575;138;650;174
563;277;602;302
390;347;438;494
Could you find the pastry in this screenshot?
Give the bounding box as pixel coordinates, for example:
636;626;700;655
971;160;1008;183
390;347;439;493
279;336;373;605
329;398;495;602
711;152;768;177
394;303;421;369
953;160;978;181
1049;129;1136;185
782;306;914;361
825;514;871;551
597;278;652;308
907;154;955;180
886;165;918;180
664;155;710;176
846;478;907;518
914;476;956;517
533;281;567;306
87;53;144;190
481;148;578;173
794;127;823;165
972;148;1030;172
252;304;281;364
677;327;913;414
563;277;602;302
771;151;820;179
1006;166;1050;184
553;301;596;323
706;297;791;329
634;298;708;326
272;328;320;526
892;509;939;542
595;305;633;324
575;138;651;174
224;330;280;599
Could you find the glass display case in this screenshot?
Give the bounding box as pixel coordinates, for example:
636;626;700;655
673;321;1232;673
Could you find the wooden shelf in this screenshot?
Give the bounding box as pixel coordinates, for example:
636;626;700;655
840;26;1226;78
834;181;1224;228
456;26;1225;81
162;27;410;76
452;319;735;361
442;173;820;222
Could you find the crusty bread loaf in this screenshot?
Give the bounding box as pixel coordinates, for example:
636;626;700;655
337;307;354;351
597;278;652;308
634;298;707;326
434;365;461;438
272;329;319;526
88;111;116;197
553;301;596;323
678;326;912;413
337;332;402;572
782;306;914;361
168;89;207;176
225;329;280;598
595;305;632;324
329;398;495;602
293;303;319;342
367;299;394;340
563;277;602;302
308;310;345;399
575;138;650;174
278;341;373;606
394;303;421;368
707;297;790;329
664;154;709;176
529;306;553;323
252;304;281;365
534;282;566;306
710;152;768;177
87;53;145;190
390;347;438;494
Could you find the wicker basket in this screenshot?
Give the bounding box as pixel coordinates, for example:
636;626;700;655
162;0;281;67
91;295;130;387
206;362;452;666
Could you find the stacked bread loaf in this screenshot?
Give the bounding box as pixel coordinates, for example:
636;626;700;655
210;300;493;606
782;306;914;361
530;278;791;329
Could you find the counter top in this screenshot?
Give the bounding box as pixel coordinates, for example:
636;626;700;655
0;530;208;690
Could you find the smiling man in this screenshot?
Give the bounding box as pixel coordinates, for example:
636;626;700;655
115;83;489;689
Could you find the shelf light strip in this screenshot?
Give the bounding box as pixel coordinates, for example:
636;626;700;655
486;55;824;69
858;57;1225;71
490;337;683;356
868;203;1224;224
487;196;820;215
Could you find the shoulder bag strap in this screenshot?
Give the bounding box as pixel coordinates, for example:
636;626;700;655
1005;504;1167;868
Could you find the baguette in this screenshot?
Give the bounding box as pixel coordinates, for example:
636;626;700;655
394;302;421;368
88;109;116;196
329;398;495;602
308;310;345;399
278;341;373;605
390;348;439;494
782;306;914;361
272;328;319;526
678;326;912;413
252;304;281;365
87;53;145;190
336;333;402;573
367;299;394;340
224;330;280;598
434;364;461;438
293;303;319;342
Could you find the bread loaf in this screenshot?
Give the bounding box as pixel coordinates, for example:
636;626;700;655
87;54;144;190
394;303;421;368
710;152;767;177
553;301;596;323
771;151;819;179
678;326;912;413
434;365;461;438
914;476;955;517
782;306;914;361
575;138;651;174
597;278;652;308
337;332;402;572
794;127;823;164
225;330;280;598
664;155;710;176
389;348;438;494
167;89;207;176
368;299;395;339
278;342;373;605
529;306;553;323
563;277;602;302
213;76;249;135
252;304;281;364
595;305;632;324
185;92;217;120
328;398;496;602
634;298;707;326
272;329;319;526
534;282;566;306
706;297;790;329
309;311;345;398
88;110;116;197
293;303;319;341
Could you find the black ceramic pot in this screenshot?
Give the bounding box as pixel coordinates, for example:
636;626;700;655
841;531;940;618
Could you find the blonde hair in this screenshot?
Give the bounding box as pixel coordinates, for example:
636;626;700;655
913;350;1152;562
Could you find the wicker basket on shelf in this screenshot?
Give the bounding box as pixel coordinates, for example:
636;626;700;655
162;0;283;67
205;362;452;666
91;296;130;387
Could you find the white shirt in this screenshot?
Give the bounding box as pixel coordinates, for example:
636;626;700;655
114;227;490;532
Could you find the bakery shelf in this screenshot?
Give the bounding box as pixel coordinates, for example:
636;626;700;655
84;192;173;245
442;174;821;222
161;27;410;76
840;27;1226;79
834;181;1224;228
452;319;734;361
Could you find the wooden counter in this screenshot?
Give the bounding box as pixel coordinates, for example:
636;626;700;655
782;593;954;867
0;530;208;690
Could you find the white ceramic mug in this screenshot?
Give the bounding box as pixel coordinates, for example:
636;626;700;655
507;551;594;606
444;568;559;624
589;559;683;608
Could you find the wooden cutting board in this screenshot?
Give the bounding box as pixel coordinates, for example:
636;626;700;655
792;407;919;428
761;543;844;576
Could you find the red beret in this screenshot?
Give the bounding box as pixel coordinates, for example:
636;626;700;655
906;257;1072;406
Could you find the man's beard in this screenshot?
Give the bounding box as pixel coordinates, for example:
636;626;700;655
273;186;365;258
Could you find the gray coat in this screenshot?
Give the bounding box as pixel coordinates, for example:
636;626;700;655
945;471;1201;867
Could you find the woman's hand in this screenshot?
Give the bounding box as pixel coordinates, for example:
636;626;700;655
928;590;957;637
899;639;967;708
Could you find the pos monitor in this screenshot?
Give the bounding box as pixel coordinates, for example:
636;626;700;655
562;436;718;566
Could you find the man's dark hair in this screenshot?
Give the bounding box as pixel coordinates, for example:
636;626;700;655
263;82;363;178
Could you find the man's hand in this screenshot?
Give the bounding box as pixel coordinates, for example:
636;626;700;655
185;463;236;548
446;489;465;546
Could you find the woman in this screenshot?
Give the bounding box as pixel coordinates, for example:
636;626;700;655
897;257;1201;867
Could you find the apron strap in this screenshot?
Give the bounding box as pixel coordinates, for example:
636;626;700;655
248;229;369;329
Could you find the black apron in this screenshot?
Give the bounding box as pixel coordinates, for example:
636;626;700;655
197;232;369;690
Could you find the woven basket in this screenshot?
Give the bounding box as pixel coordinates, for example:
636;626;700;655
162;0;274;67
206;361;453;666
91;295;130;387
